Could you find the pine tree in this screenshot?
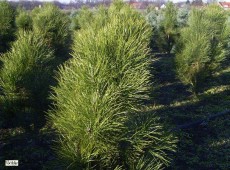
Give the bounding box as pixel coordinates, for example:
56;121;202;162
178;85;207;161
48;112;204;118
15;9;33;31
175;5;228;94
159;2;178;54
71;6;94;31
177;7;189;28
0;31;54;130
48;1;177;169
145;7;163;52
32;3;71;60
0;1;15;53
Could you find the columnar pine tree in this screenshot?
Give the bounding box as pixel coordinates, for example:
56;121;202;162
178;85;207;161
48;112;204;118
71;6;94;30
15;9;33;31
146;2;178;53
177;7;189;28
145;7;163;52
0;1;15;53
32;3;71;60
0;31;54;130
175;5;229;94
158;2;178;53
48;1;176;169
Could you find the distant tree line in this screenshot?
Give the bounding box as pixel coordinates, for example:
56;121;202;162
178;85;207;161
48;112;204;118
8;0;169;10
7;0;208;11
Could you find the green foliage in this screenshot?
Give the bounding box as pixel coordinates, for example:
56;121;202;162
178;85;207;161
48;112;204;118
0;1;15;53
31;6;41;18
159;2;178;53
0;31;54;130
146;8;161;28
175;5;229;94
177;7;189;28
72;5;109;32
48;1;176;169
71;6;94;30
69;10;78;31
16;10;33;31
32;3;70;54
146;2;178;53
146;4;157;14
145;8;163;52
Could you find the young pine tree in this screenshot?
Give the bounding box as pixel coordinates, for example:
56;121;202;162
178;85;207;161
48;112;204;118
159;2;178;54
0;1;15;53
145;7;163;52
0;31;54;130
175;5;229;94
15;9;33;31
32;3;71;60
48;2;176;169
177;7;190;28
71;6;94;31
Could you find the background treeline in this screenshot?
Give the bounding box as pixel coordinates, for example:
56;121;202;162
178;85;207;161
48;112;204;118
5;0;163;10
0;0;229;169
7;0;205;11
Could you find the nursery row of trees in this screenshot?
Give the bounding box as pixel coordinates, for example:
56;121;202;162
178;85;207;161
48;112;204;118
0;0;229;169
146;3;229;94
0;1;71;131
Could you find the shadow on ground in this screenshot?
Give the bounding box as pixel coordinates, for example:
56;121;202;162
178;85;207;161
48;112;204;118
146;53;230;170
0;126;59;170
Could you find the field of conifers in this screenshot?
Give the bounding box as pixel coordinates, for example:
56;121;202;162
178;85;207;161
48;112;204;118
0;0;229;169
